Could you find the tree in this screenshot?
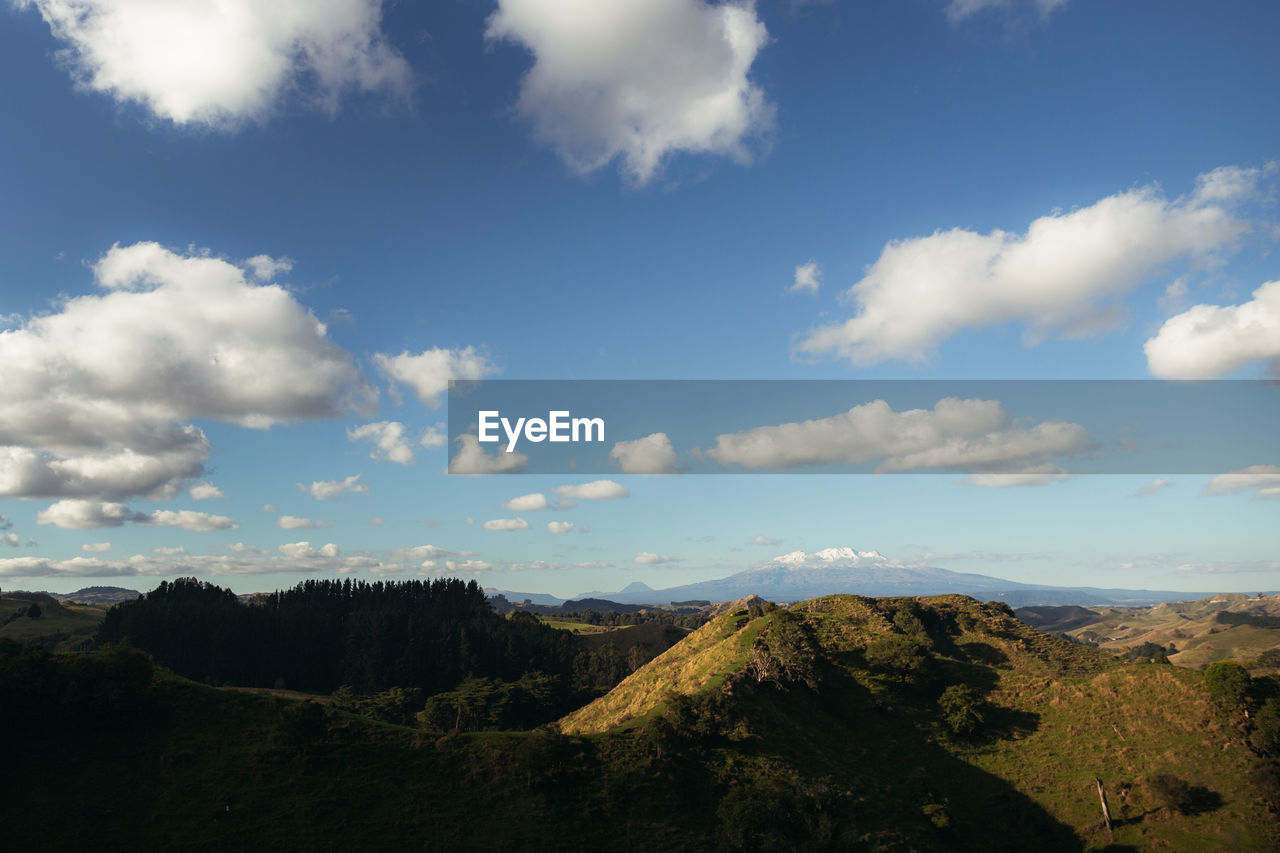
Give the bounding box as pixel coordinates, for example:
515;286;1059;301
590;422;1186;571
27;602;41;619
938;684;984;735
1204;661;1250;708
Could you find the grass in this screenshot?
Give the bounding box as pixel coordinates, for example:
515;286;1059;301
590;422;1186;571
535;616;613;634
0;595;104;651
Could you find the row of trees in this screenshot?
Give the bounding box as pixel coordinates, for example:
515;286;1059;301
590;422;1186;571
98;577;579;696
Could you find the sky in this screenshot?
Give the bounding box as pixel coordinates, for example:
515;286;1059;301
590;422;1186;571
1;0;1277;599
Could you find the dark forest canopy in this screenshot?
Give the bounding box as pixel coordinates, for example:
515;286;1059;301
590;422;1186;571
98;577;582;697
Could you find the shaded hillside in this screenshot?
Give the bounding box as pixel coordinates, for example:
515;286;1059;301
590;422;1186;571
563;595;1274;850
0;594;103;652
1016;593;1280;669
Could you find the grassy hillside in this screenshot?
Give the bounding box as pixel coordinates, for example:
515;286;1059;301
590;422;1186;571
563;594;1274;850
5;594;1276;851
1018;593;1280;669
0;594;104;652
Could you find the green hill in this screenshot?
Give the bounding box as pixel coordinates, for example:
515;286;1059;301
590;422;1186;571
4;594;1276;851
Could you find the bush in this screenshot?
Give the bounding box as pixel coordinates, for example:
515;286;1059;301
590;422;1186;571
865;633;931;675
937;684;984;735
1204;661;1250;707
1253;698;1280;755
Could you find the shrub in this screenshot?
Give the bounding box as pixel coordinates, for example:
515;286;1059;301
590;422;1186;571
937;684;984;735
1252;698;1280;755
1204;661;1250;707
865;633;930;675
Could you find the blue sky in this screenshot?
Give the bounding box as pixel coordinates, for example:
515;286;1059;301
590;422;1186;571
1;0;1277;597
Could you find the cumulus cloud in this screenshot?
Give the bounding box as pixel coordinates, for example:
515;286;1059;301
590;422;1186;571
188;482;224;501
36;499;238;530
705;397;1090;473
795;168;1258;365
0;242;374;502
1202;465;1280;499
634;551;673;565
419;423;447;450
547;521;574;534
278;541;340;559
610;433;679;474
153;546;186;555
449;434;528;474
504;493;549;511
348;421;416;465
483;517;531;531
1144;280;1280;378
486;0;772;184
374;347;498;409
3;533;21;547
959;466;1072;488
1135;478;1174;497
299;474;369;500
245;254;293;281
0;515;11;530
553;480;630;500
81;542;111;553
789;261;822;294
17;0;411;129
37;499;143;529
277;515;329;530
945;0;1068;23
750;535;780;546
146;509;239;531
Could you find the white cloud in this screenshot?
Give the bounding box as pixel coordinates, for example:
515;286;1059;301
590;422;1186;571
795;168;1257;365
419;423;447;450
610;432;679;474
3;533;21;547
1144;280;1280;378
1135;478;1174;497
1203;465;1280;500
0;515;11;530
945;0;1068;24
260;504;277;513
153;546;186;555
960;466;1072;489
483;517;531;531
36;499;238;530
634;551;673;565
348;421;416;465
399;544;447;560
789;261;822;294
278;541;340;559
449;434;528;474
0;242;374;502
367;516;386;527
81;542;111;553
705;398;1089;473
553;479;630;500
189;482;224;501
146;509;239;531
277;515;329;530
486;0;772;184
547;521;574;534
18;0;411;129
244;254;293;282
504;493;549;511
374;347;498;409
37;499;142;529
750;535;780;546
443;559;493;575
299;474;369;500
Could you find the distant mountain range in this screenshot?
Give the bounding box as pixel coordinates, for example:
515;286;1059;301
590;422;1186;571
494;548;1227;609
